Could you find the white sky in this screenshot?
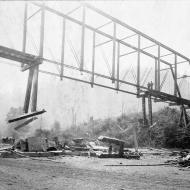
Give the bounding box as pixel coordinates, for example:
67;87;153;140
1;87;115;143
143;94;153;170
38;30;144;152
0;0;190;132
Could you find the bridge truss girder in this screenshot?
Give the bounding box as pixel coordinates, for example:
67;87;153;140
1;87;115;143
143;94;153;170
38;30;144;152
1;2;190;126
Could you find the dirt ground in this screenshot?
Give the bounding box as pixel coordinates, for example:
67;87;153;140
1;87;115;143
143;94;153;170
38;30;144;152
0;153;190;190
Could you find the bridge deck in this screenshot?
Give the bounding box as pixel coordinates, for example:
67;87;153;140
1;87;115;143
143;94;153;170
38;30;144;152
143;90;190;107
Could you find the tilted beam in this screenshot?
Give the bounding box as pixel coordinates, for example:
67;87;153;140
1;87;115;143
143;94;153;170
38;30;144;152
8;109;46;123
14;117;38;130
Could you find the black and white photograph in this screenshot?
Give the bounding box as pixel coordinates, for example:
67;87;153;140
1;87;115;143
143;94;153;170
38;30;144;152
0;0;190;189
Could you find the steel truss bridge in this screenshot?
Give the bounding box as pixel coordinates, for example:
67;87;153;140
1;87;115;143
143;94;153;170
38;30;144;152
0;2;190;127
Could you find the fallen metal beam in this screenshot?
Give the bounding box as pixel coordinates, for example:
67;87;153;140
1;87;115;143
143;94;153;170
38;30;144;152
14;117;38;130
8;109;46;123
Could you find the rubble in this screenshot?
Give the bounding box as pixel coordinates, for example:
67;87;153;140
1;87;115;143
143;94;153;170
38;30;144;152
98;136;141;159
178;150;190;167
165;150;190;167
0;135;141;159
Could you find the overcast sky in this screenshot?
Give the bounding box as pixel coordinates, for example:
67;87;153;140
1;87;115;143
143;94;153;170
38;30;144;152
0;0;190;133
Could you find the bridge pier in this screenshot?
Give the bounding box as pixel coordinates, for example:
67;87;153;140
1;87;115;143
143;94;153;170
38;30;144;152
23;3;45;113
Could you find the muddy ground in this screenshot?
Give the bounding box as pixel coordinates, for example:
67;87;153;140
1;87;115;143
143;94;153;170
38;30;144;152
0;152;190;190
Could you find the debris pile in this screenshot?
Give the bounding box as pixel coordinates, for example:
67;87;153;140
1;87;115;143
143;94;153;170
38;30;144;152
0;135;141;159
97;136;140;159
178;150;190;167
165;150;190;167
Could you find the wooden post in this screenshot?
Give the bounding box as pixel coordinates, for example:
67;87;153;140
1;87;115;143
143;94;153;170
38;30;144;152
142;95;147;126
148;96;153;125
148;82;153;125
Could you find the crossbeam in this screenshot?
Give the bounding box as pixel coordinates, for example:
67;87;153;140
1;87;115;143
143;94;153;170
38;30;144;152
0;46;40;65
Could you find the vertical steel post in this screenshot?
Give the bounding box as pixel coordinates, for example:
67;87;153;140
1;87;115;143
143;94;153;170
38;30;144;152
22;2;28;67
174;54;177;96
91;31;95;88
157;45;160;91
80;6;85;71
155;59;157;90
112;22;116;83
31;4;45;112
137;35;141;95
23;68;34;113
116;42;120;90
60;18;66;80
23;2;33;113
